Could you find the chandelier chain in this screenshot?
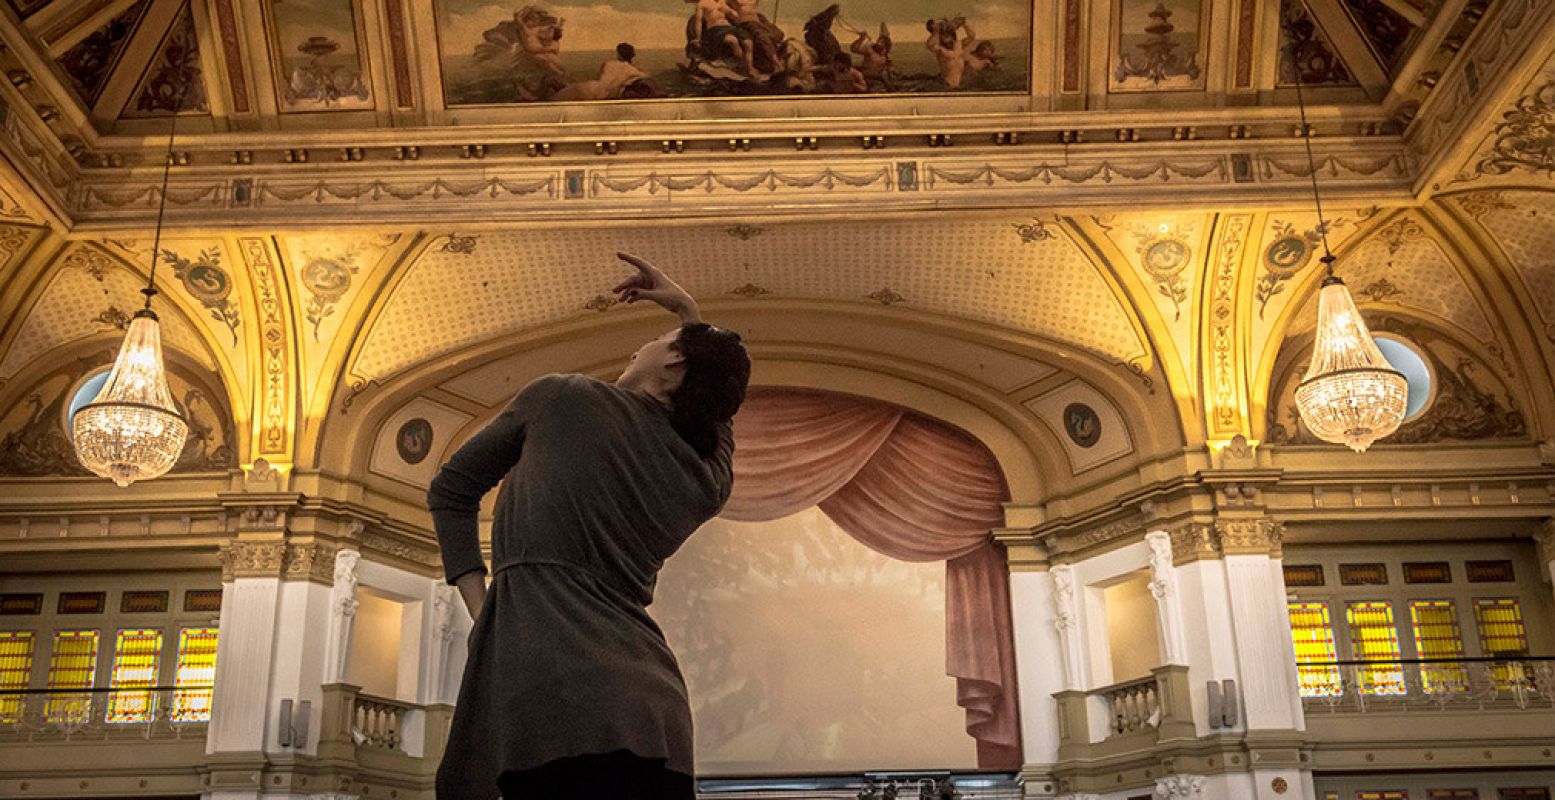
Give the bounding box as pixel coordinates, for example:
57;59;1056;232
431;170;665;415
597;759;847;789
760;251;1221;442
143;43;193;310
1286;33;1336;273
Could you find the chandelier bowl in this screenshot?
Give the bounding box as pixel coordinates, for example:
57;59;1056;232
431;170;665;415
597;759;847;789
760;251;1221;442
1293;280;1407;452
71;312;188;487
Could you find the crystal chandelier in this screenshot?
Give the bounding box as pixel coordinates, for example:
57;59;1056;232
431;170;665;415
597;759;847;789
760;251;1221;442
1285;38;1406;452
72;87;189;486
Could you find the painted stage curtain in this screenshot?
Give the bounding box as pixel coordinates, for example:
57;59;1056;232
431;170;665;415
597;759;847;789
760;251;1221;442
721;387;1022;769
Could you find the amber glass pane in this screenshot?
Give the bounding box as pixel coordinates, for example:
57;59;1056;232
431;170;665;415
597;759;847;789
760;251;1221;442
1346;602;1405;695
172;628;218;722
1288;602;1341;697
106;629;162;723
0;631;34;723
1409;600;1467;693
1356;792;1408;800
45;630;99;722
1474;598;1530;690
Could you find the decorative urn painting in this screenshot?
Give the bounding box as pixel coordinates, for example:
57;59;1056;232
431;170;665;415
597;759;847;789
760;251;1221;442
268;0;373;110
433;0;1030;104
1108;0;1206;92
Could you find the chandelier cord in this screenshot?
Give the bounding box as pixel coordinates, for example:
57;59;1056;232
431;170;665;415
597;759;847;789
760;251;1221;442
143;61;193;311
1286;30;1336;277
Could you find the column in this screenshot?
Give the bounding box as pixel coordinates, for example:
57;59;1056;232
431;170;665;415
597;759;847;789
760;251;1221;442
204;502;344;799
1215;517;1311;800
1005;541;1067;799
1537;519;1555;614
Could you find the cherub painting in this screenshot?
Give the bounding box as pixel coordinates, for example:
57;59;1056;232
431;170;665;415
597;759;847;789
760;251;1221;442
434;0;1028;104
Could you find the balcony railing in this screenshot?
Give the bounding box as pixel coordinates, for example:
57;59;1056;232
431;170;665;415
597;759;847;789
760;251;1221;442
1298;657;1555;713
1098;674;1161;737
0;686;213;741
353;691;412;752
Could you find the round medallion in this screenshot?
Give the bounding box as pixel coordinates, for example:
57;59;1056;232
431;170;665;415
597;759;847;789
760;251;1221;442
395;418;434;464
302;258;352;299
1062;403;1102;448
182;264;230;301
1142;238;1189;277
1271;777;1288;794
1264;236;1311;275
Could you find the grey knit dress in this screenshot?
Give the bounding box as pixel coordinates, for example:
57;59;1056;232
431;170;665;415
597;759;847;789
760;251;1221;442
428;373;735;800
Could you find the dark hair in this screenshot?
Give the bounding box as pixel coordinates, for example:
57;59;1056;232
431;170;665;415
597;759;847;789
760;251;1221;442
616;42;635;61
668;323;751;458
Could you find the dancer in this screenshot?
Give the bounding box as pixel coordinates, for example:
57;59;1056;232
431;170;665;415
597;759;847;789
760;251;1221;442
431;253;751;800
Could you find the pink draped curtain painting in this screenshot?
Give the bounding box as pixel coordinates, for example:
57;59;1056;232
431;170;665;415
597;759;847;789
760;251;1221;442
722;387;1022;769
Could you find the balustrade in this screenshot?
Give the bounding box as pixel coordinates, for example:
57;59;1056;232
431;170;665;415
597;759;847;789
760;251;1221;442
0;686;211;741
1298;657;1555;713
353;692;411;752
1099;675;1162;737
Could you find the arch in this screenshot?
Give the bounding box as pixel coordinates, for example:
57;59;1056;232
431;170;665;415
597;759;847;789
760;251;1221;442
327;302;1179;512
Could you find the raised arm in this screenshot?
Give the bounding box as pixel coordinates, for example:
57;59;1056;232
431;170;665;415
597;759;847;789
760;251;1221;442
614;252;702;324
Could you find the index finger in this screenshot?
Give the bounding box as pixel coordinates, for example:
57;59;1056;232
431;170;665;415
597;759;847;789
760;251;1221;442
617;251;662;276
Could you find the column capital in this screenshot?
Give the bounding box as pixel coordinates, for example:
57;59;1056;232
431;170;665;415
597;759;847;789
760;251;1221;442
1167;521;1220;565
218;538;340;585
1214;517;1284;558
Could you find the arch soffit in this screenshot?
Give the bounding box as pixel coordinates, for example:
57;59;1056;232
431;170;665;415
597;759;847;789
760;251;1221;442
1250;207;1512;423
0;243;242;424
332;304;1176;507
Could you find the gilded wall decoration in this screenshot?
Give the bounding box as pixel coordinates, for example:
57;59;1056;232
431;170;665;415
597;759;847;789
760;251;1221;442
243;238;292;457
161;248;240;344
1455;189;1555;342
1128;220;1193;320
300;253;357;338
1276;0;1352;87
433;0;1030;105
1452;190;1516;219
1011;218;1056;244
1476;79;1555;176
395;418;434;464
1356;277;1402;303
0;349;236;477
1062;403;1101;447
1207;213;1251;437
436;233;480;254
1266;316;1528;445
1255;219;1340;317
1109;0;1206;91
128;2;209;115
55;0;149;105
268;0;372;111
1340;0;1415;72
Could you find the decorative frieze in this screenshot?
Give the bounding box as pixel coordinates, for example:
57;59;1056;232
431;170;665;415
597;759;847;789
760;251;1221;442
1046;514;1149;558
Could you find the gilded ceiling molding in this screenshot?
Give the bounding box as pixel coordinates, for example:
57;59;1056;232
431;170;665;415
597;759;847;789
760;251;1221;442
1409;0;1555;190
240;237;295;464
1202;213;1255;442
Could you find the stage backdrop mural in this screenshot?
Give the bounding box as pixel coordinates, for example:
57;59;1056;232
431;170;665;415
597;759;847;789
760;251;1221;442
433;0;1031;104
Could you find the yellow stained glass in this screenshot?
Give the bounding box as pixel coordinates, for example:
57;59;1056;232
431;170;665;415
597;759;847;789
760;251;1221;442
45;630;98;722
1346;601;1405;695
1409;600;1467;693
1474;598;1530;690
1288;602;1341;697
0;631;34;723
1357;793;1409;800
106;629;162;723
172;628;218;722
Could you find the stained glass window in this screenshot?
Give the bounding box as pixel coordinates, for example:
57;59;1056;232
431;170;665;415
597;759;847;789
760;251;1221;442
1474;598;1530;690
1409;600;1467;693
1346;601;1405;695
45;630;99;722
0;631;34;723
1499;789;1552;800
1288;602;1341;697
1357;792;1408;800
172;627;218;722
1427;791;1478;799
106;629;162;723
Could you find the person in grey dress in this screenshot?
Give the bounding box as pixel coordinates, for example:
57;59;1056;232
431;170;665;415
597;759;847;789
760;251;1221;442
429;253;751;800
